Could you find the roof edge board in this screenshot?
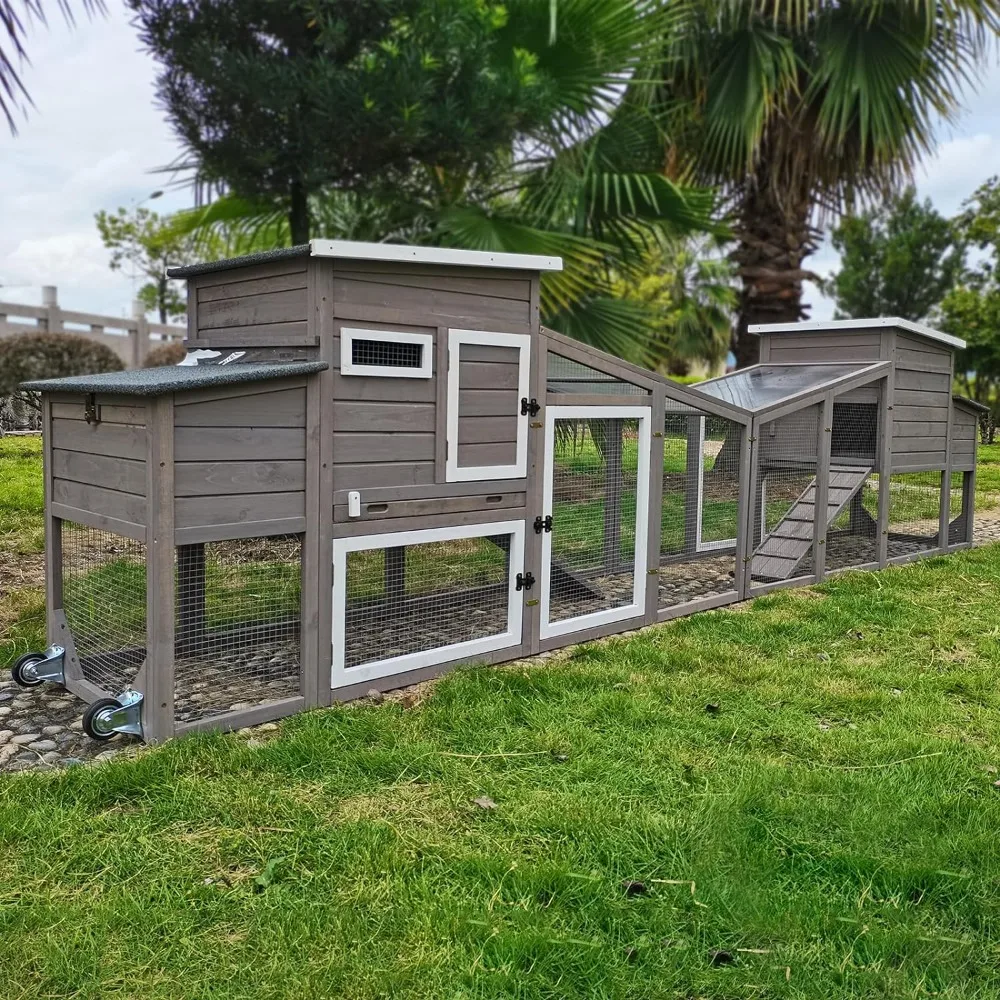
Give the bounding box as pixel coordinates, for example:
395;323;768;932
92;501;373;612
311;239;563;272
748;316;966;351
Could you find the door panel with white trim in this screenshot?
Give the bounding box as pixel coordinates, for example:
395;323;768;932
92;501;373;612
446;329;531;481
332;520;525;687
540;406;651;639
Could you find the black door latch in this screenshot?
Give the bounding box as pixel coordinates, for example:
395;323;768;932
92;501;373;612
533;515;553;534
520;397;541;416
515;572;535;591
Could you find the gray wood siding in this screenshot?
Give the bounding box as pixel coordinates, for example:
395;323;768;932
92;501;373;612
952;404;979;470
764;330;883;363
455;341;520;471
192;258;310;348
172;385;308;535
890;336;954;471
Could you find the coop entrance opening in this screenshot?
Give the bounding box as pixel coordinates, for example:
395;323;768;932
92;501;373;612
540;405;651;639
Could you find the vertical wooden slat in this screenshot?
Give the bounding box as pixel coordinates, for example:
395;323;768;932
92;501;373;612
813;394;834;583
523;331;547;655
939;368;955;552
42;396;64;650
301;351;324;707
736;420;757;599
876;357;895;568
644;390;666;623
143;394;175;743
683;414;701;555
434;325;450;482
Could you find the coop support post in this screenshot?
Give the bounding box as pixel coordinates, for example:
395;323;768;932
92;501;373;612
737;419;759;599
644;390;666;624
523;327;547;656
40;396;64;650
813;395;833;583
602;418;623;574
683;415;701;555
876;373;894;568
961;469;976;544
143;394;175;743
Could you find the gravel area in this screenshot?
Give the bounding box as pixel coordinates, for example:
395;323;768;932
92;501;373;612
5;509;1000;776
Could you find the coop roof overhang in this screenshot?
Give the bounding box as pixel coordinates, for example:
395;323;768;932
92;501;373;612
690;360;891;419
953;394;990;414
167;240;563;278
748;316;966;351
21;361;329;397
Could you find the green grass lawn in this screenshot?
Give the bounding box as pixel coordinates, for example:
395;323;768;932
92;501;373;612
3;547;1000;996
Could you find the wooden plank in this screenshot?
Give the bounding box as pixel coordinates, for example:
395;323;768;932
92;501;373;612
544;393;654;408
892;404;950;422
332;431;435;464
457;441;518;466
52;449;146;496
895;348;952;372
459;389;519;417
459;344;522;364
891;450;947;465
892;388;951;408
769;344;881;363
174;426;306;462
51;402;145;425
144;395;175;743
334;461;436;490
892;420;948;438
197;271;308;303
193;256;308;289
332;506;527;538
333;492;527;523
42;400;62;649
434;324;449;483
51;418;146;461
175;388;306;428
894;368;951;392
199;321;313;346
457;415;518;445
813;396;833;581
333;267;532;302
52;479;146;524
167;375;309;408
334;373;437;403
332;478;527;504
50;501;146;541
174;516;307;545
175;490;305;529
332;400;435;433
198;288;308;330
458;360;521;391
174;460;306;496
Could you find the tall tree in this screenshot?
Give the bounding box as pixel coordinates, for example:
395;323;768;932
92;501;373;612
651;0;1000;367
829;187;964;321
1;0;105;131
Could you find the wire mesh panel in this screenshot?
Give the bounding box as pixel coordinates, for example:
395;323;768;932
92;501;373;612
659;408;740;610
824;397;880;572
174;535;302;724
886;472;944;558
541;409;649;637
750;405;821;588
947;471;974;545
333;521;524;686
546;354;649;396
61;522;146;694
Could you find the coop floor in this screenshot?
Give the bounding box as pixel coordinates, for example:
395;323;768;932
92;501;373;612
658;553;736;608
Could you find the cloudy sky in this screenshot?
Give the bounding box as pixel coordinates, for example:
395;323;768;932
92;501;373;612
3;4;1000;325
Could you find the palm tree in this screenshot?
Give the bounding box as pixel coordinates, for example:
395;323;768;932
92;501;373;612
169;0;721;364
651;0;1000;367
1;0;105;131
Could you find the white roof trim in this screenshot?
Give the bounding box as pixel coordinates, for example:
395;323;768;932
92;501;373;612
748;316;965;351
309;239;563;272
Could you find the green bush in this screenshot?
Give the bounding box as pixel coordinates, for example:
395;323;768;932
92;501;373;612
143;341;187;367
0;333;125;396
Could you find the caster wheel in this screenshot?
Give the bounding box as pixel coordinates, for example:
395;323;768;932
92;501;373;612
11;652;47;688
82;698;121;741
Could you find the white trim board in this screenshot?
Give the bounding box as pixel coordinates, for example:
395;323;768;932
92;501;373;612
340;327;433;378
540;405;651;640
311;239;563;272
446;329;532;482
331;519;526;688
748;316;965;351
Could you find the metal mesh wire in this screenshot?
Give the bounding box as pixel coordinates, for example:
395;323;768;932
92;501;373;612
750;405;821;586
886;472;943;557
174;535;302;724
546;354;648;395
659;409;739;608
548;417;640;623
352;338;423;369
343;535;511;670
948;471;973;545
825;399;879;571
61;522;146;694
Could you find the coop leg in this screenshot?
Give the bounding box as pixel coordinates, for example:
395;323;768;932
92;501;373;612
176;543;206;654
385;546;406;607
603;419;623;574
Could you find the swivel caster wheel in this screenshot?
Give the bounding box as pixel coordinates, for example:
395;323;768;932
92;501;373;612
11;652;47;688
82;698;123;741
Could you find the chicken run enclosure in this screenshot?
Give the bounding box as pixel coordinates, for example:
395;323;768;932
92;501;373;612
14;241;982;743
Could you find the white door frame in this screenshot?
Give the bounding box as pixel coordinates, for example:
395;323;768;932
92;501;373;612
540;405;651;640
332;519;525;688
446;329;531;482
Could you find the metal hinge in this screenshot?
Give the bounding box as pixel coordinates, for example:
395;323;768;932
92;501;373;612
520;397;541;417
516;571;535;591
533;514;553;534
84;394;101;425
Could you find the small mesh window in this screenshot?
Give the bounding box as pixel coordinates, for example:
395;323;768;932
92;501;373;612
352;338;423;369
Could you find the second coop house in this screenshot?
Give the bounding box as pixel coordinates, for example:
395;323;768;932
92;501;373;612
16;242;982;742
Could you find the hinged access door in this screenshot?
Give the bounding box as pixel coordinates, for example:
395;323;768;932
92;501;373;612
539;405;651;639
446;329;531;481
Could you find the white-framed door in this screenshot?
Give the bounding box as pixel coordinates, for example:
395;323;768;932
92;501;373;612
332;519;525;688
446;329;531;482
539;405;651;640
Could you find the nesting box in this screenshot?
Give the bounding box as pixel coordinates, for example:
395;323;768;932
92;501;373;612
17;243;982;742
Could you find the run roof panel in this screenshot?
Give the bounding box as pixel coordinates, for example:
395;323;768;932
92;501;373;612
692;363;874;412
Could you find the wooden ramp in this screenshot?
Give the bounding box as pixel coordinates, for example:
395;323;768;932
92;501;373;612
751;465;873;582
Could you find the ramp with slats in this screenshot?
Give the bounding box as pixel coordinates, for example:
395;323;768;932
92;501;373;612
751;465;873;582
